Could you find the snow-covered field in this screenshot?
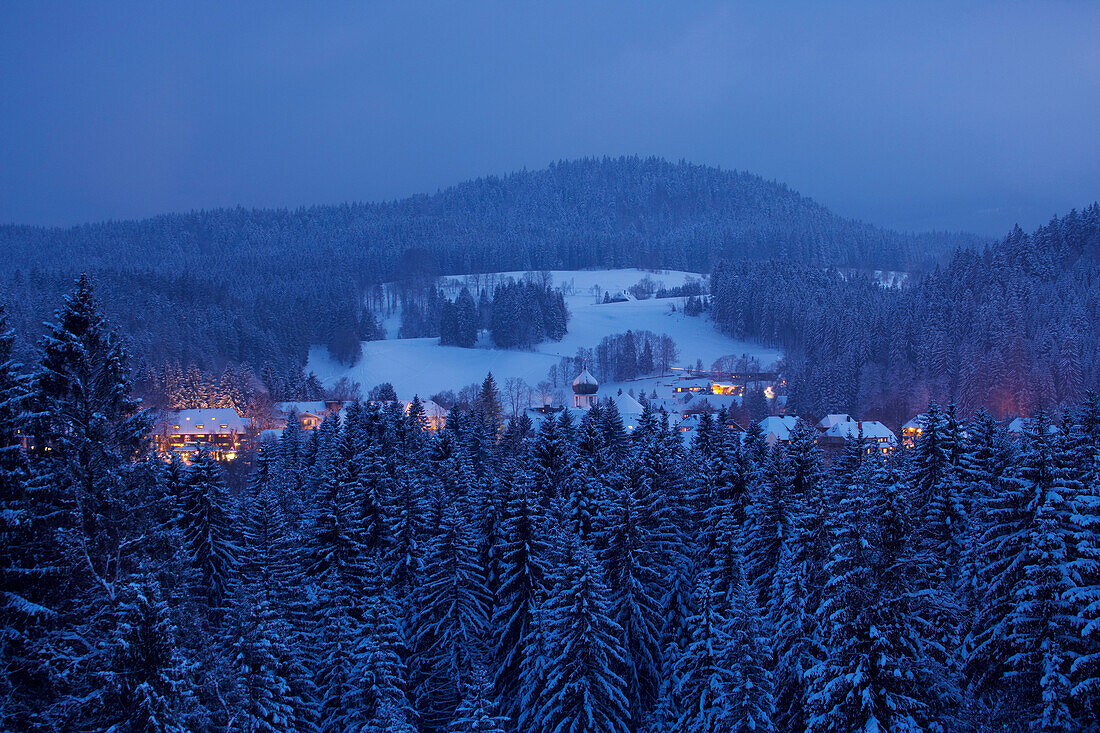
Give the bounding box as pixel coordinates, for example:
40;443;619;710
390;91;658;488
307;269;781;399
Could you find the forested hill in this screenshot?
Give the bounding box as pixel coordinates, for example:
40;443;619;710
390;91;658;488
0;157;981;375
711;203;1100;423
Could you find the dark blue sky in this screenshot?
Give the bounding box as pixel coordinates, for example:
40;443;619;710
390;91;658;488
2;1;1097;236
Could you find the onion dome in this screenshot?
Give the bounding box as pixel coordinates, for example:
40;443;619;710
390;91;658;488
572;367;599;396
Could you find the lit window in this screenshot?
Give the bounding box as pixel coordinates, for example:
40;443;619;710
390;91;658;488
173;425;180;429
196;425;203;430
219;424;228;429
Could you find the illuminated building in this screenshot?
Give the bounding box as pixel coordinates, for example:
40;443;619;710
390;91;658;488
154;408;247;461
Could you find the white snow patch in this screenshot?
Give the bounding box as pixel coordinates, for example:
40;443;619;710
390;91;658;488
308;269;780;399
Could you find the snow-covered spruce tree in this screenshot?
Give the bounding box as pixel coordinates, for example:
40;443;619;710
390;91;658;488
303;421;372;732
566;447;604;546
31;274;156;728
225;445;317;732
964;411;1079;728
671;576;733;733
100;577;192;733
274;414;306;530
603;480;662;725
389;465;426;600
226;583;311;733
492;464;550;725
475;372;504;438
956;409;1013;612
447;665;507;733
746;444;793;610
910;403;968;595
474;469;507;612
1066;407;1100;726
646;555;695;732
0;302;54;730
178;446;238;612
769;419;830;732
599;397;628;461
411;497;491;731
724;570;775;732
638;426;690;574
359;439;395;560
358;557;417;733
807;457;946;732
532;411;571;510
699;432;753;610
535;541;631;733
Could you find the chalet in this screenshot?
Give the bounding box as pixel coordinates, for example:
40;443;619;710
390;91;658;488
273;400;341;430
759;415;800;446
901;414;926;448
156;408;247;460
1007;417;1060;440
609;391;645;431
688;393;743;413
816;414;897;454
400;399;448;430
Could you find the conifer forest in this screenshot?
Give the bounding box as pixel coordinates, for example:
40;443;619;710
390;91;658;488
4;5;1100;732
1;276;1099;731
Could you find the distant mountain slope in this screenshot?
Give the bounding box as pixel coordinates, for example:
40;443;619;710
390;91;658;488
0;157;983;375
711;204;1100;422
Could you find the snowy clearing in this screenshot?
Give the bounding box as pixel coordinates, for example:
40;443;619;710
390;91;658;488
307;269;781;398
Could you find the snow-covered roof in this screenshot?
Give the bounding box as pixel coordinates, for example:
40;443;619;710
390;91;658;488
611;392;645;416
817;413;855;430
759;415;800;444
402;399;448;420
274;401;327;417
259;428;283;443
1007;417;1060;435
821;419;897;445
572;368;599;395
690;394;743;411
163;409;247;437
902;414;926;432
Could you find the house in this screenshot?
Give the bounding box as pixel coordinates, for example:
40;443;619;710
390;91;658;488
400;399;448;430
273;400;340;430
816;414;897;454
817;414;854;432
758;415;800;446
688;393;743;413
901;414;926;447
155;408;247;460
1007;417;1060;439
609;391;645;431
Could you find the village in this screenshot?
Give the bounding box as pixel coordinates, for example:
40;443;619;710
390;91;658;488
150;363;1043;464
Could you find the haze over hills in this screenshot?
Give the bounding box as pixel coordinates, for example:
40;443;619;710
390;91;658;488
0;157;984;375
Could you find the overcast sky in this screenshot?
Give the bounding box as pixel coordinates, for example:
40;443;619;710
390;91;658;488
2;1;1097;236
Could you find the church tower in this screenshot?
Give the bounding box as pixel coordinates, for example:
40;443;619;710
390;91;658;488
572;364;599;409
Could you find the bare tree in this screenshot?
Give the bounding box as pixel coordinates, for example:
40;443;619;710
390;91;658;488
504;377;530;418
536;380;555;407
657;335;679;376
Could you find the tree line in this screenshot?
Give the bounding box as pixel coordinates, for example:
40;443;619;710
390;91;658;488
0;157;982;392
711;204;1100;426
2;275;1098;731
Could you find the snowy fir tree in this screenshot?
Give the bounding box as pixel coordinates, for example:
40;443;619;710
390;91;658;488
411;498;491;731
535;542;631;733
5;271;1100;730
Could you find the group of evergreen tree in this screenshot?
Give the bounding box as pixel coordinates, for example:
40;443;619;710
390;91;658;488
138;362;262;412
488;281;568;349
3;275;1099;731
711;205;1100;425
593;330;656;382
439;287;480;347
